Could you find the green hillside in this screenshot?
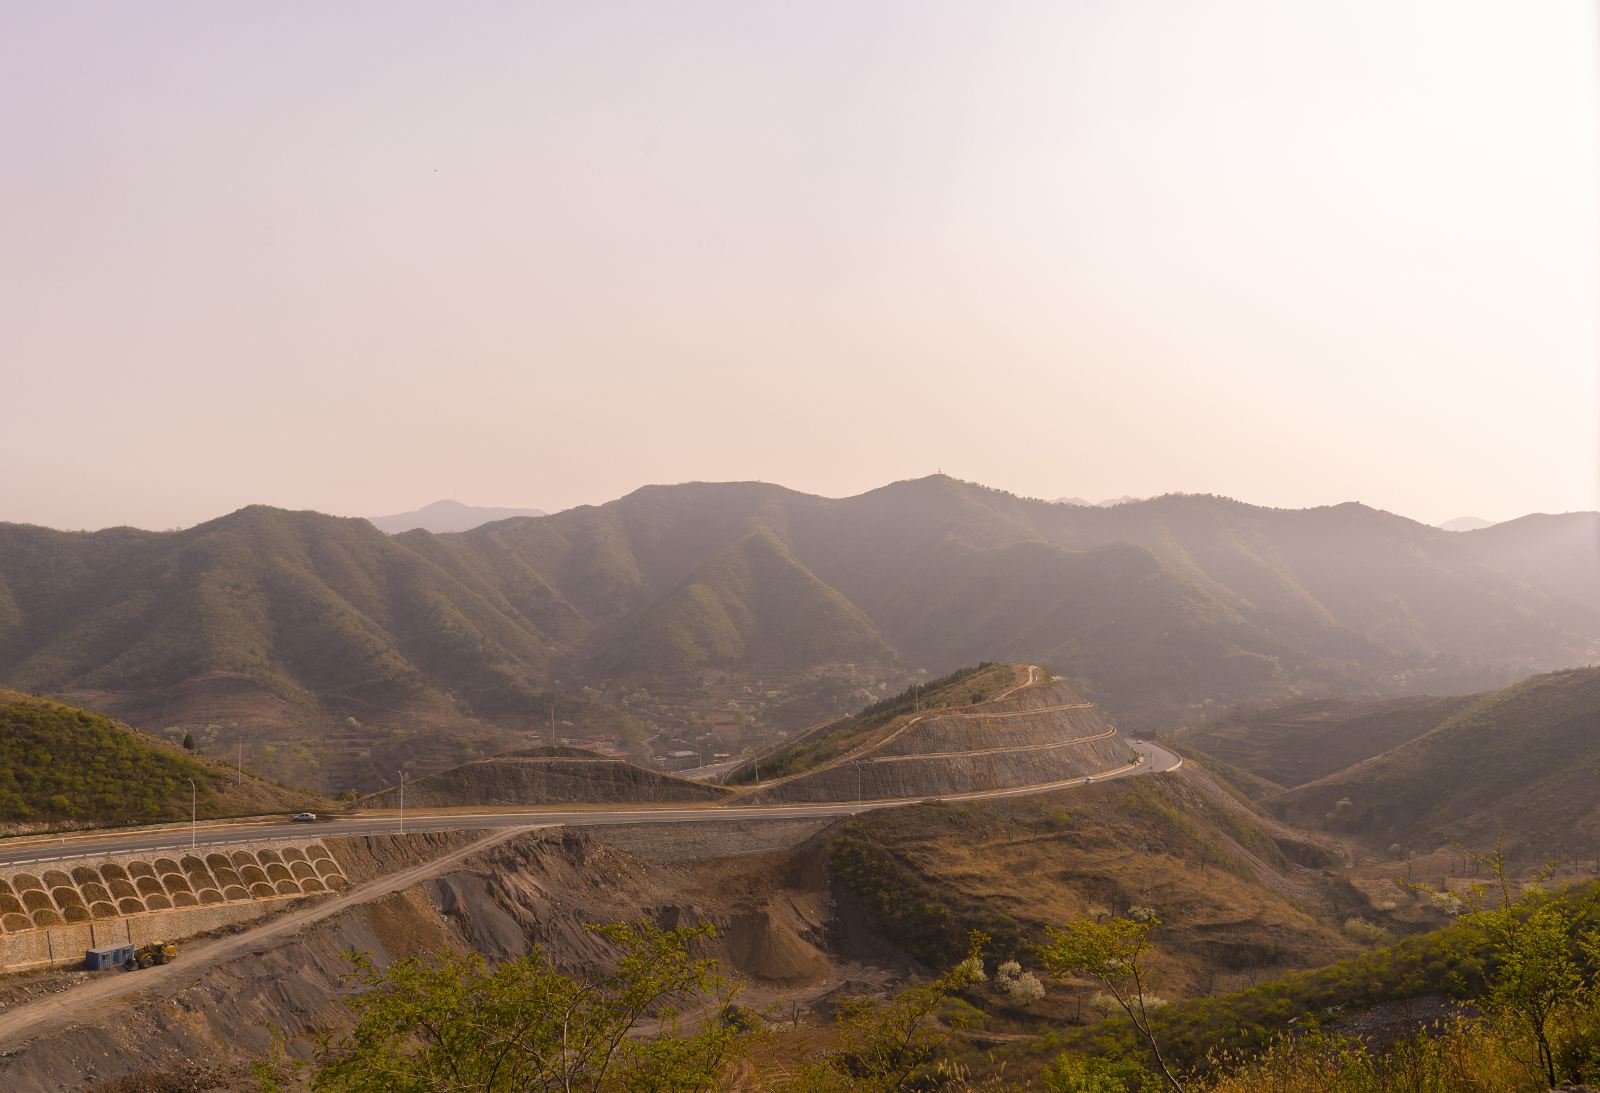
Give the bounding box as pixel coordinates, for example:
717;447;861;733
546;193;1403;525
1179;694;1481;789
1053;881;1600;1076
0;507;553;720
1461;512;1600;631
1;476;1596;745
595;524;890;673
0;690;319;826
1274;668;1600;858
722;662;1012;784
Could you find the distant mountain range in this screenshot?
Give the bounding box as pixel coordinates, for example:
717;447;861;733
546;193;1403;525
1436;516;1497;532
1053;495;1144;508
1;476;1596;738
368;499;545;534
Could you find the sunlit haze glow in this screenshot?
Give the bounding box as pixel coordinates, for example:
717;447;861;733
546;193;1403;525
2;1;1596;530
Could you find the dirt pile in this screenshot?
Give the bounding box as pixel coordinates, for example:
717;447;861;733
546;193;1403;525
362;747;729;808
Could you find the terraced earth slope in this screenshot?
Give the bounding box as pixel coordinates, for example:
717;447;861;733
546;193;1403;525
725;663;1016;785
742;664;1136;802
360;746;729;808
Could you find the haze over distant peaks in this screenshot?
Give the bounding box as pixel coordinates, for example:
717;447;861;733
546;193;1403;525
368;499;545;534
1053;495;1144;508
1437;516;1498;532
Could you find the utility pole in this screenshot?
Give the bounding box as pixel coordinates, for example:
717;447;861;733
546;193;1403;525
398;770;406;835
855;760;863;805
237;739;243;786
913;683;920;711
549;701;557;748
187;778;196;850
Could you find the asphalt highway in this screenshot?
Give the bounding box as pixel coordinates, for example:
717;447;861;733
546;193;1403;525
0;741;1182;868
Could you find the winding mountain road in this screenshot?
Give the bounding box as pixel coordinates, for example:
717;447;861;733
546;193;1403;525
0;729;1182;1055
0;739;1182;868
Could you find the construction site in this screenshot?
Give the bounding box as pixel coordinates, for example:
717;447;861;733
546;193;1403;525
0;665;1181;1090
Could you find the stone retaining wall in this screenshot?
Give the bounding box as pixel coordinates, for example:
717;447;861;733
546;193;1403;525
0;840;348;970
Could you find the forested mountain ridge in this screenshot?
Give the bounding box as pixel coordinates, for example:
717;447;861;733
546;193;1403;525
1;476;1595;736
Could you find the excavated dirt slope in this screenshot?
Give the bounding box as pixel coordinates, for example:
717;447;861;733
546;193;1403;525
0;823;887;1091
362;746;729;807
748;677;1134;803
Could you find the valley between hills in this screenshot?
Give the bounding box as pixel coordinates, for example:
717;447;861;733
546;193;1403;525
0;477;1596;1091
2;476;1595;795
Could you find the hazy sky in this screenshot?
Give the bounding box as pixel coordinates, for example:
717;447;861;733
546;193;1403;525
3;1;1596;530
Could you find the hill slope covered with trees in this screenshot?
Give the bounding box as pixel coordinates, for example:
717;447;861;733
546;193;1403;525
0;690;319;827
1;476;1594;750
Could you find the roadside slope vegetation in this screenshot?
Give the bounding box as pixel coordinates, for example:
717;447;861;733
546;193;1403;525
360;745;729;808
0;690;319;828
738;664;1135;802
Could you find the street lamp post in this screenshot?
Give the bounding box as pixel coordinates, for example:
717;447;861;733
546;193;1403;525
186;778;196;849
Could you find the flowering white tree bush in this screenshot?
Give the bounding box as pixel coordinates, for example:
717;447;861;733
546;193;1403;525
994;960;1045;1004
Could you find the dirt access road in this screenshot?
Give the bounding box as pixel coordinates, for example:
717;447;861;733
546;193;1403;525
0;665;1168;869
0;740;1179;868
0;825;542;1050
0;738;1182;1051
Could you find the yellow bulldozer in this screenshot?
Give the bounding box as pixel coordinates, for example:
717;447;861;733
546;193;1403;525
130;940;176;969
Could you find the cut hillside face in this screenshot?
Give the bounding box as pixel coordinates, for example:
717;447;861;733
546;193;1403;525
746;667;1135;802
1178;694;1481;790
0;691;320;831
727;663;1019;785
824;765;1359;1000
0;826;858;1091
1274;667;1600;859
361;746;729;808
